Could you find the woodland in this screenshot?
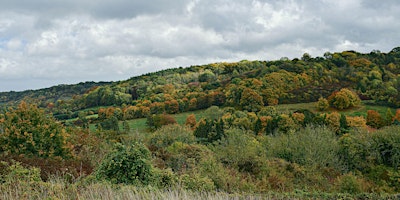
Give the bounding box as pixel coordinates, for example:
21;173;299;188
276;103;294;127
1;47;400;199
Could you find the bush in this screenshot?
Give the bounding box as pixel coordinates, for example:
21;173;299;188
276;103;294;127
335;173;372;194
179;174;215;191
146;113;177;130
148;124;196;159
211;128;264;174
316;97;329;111
0;161;41;184
268;126;342;170
95;143;153;185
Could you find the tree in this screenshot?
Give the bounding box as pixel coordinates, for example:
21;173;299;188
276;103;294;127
339;114;350;135
0;101;71;158
366;110;384;129
385;108;394;126
240;88;264;112
326;112;341;134
328;88;361;110
100;116;120;131
254;118;262;135
316;97;329;111
185;114;197;130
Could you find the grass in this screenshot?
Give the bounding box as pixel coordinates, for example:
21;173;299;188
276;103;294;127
87;110;207;133
1;177;396;200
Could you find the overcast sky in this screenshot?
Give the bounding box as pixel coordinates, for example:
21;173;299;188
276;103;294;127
0;0;399;92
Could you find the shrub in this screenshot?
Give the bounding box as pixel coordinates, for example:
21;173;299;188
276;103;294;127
148;124;196;159
146;113;177;130
95;143;153;185
335;173;372;194
179;174;215;191
211;128;264;174
0;161;41;184
268;126;342;170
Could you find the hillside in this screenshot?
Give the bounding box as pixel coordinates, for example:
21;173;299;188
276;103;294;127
1;47;400;198
2;47;400;116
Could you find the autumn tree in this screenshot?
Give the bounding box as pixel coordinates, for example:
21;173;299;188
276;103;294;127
0;101;71;158
366;110;384;129
185;114;197;130
240;88;264;112
328;88;361;110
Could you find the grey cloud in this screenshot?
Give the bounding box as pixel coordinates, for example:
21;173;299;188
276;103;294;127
0;0;188;19
0;0;400;91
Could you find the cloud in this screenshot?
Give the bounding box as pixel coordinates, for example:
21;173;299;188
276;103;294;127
0;0;399;91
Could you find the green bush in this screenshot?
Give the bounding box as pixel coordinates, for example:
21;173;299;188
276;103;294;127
0;161;41;184
95;143;153;185
179;174;215;191
268;126;342;170
211;128;264;174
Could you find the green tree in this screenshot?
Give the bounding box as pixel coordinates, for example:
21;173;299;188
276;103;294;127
0;101;71;158
385;108;394;126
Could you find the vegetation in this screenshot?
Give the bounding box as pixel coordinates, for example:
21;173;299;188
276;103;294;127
1;47;400;198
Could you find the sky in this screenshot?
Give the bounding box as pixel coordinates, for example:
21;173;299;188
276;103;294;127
0;0;399;92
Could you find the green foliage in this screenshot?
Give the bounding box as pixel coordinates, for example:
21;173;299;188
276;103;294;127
268;126;342;170
0;101;71;158
339;126;400;173
335;173;366;194
148;124;196;157
95;142;153;185
99;116;120;131
179;174;215;191
0;161;42;184
166;142;214;174
194;119;225;144
211;128;264;174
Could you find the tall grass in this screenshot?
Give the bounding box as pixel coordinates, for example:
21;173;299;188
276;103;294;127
1;179;395;200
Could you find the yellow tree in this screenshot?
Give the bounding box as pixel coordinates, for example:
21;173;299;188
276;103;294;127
240;88;264;112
